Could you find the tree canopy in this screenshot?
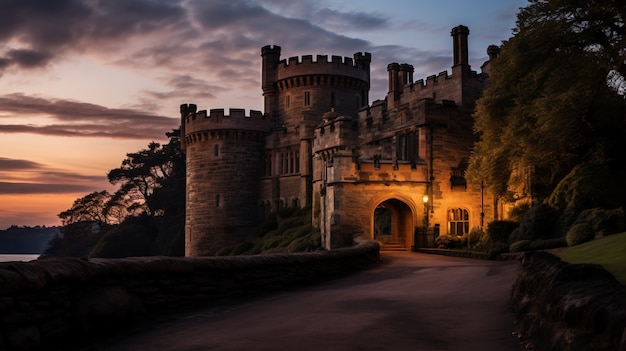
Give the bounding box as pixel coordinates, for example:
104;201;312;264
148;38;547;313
467;0;626;201
50;129;186;257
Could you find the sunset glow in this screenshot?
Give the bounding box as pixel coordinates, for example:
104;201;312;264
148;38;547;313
0;0;527;229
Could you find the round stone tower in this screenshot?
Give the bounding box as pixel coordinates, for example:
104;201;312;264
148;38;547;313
261;45;371;129
180;105;273;256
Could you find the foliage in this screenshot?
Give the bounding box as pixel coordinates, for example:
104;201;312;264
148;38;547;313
435;235;465;249
467;0;626;204
509;240;531;253
88;215;155;258
560;207;625;249
527;237;566;251
509;237;566;253
507;203;531;222
43;222;100;257
52;130;186;258
486;220;519;243
565;222;595;247
559;232;626;284
518;203;559;240
547;162;625;235
224;207;321;255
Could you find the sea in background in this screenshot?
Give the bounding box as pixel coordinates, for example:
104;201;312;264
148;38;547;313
0;254;40;262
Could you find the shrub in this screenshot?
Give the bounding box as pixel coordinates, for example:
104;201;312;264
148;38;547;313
508;203;531;222
486;220;518;243
565;222;595;247
509;240;531;253
572;207;625;236
547;162;623;235
435;235;465;249
528;237;566;251
462;227;484;249
518;203;559;240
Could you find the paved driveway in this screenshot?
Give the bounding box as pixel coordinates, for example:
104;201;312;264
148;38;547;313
95;252;522;351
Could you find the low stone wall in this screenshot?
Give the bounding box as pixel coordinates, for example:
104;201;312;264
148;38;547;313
0;238;380;350
511;252;626;351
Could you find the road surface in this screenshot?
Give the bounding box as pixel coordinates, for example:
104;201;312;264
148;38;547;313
93;252;523;351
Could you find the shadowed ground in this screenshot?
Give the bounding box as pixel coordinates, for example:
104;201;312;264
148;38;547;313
93;252;522;351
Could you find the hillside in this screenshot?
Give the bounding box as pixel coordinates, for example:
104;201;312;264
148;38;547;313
0;226;60;254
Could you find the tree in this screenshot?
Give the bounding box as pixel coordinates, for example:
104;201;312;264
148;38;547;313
107;129;185;218
467;0;626;202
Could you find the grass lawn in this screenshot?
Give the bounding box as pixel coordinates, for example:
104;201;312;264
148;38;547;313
558;232;626;285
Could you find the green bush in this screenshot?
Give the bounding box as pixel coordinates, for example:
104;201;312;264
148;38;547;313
518;203;559;240
508;203;531;222
486;220;518;243
435;235;465;249
547;162;624;235
528;237;566;251
565;222;595;247
509;240;531;253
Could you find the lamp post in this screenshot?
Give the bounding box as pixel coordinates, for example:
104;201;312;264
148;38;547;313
422;194;429;228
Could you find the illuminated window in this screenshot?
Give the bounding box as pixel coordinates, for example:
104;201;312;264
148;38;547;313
448;208;469;235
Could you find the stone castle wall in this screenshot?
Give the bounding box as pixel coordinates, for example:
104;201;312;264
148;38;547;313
0;239;379;350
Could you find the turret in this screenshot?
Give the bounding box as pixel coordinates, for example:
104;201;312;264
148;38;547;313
261;45;281;118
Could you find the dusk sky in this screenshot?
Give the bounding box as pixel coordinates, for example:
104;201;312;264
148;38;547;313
0;0;527;229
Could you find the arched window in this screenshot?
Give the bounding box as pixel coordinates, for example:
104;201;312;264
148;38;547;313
448;208;469;235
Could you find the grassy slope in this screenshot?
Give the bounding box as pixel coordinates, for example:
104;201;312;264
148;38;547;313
558;232;626;285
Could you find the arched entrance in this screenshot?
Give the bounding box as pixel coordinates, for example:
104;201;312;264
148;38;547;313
373;198;414;249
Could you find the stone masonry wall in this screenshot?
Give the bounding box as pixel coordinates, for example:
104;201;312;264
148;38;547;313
0;238;379;350
511;252;626;351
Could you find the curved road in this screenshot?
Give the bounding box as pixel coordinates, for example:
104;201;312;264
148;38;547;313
96;252;522;351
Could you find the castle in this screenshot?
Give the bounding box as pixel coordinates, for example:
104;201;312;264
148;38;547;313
180;25;500;256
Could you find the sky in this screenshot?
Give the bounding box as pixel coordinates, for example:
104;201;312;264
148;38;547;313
0;0;528;229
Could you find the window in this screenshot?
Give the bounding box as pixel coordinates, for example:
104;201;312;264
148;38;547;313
304;91;311;106
285;95;290;109
448;208;469;235
214;144;219;157
295;151;300;173
396;130;419;169
216;194;222;208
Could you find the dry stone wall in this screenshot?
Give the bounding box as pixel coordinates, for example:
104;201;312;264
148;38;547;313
511;252;626;351
0;238;379;350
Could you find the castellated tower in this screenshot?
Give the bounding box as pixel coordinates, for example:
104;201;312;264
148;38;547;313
262;45;371;129
180;105;274;256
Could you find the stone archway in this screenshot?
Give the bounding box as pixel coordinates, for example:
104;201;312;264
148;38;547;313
373;198;414;249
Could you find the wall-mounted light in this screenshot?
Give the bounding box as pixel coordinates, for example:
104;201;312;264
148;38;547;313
422;195;429;204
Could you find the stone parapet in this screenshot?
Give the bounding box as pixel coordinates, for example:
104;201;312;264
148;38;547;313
0;238;379;350
511;252;626;351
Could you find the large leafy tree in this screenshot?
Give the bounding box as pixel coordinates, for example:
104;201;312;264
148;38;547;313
468;0;626;201
107;129;185;217
49;129;186;257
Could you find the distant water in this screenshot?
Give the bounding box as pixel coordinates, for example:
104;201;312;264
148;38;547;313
0;254;40;262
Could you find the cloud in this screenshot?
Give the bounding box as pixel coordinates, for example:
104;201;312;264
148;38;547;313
0;157;108;194
0;0;187;72
0;182;99;194
0;94;179;139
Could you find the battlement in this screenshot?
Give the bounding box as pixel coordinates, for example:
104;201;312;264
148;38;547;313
276;52;370;82
181;104;274;136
